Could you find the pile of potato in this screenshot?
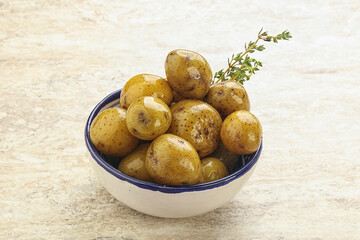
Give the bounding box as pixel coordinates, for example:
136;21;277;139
90;49;262;186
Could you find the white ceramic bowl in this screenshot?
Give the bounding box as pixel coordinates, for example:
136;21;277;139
85;89;262;218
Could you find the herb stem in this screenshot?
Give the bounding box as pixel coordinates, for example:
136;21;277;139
229;72;238;82
215;36;261;84
213;29;292;85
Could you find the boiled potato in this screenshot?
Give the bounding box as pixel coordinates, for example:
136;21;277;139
172;90;186;103
201;157;229;183
120;73;173;109
220;110;262;155
168;100;222;158
126;96;171;140
210;142;239;173
165;49;212;99
118;143;153;182
90;107;139;156
205;81;250;118
145;134;202;185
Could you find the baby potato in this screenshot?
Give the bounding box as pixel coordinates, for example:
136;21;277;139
126;96;171;140
220;110;262;155
120;74;173;109
168;100;222;158
172;90;186;103
165;49;212;99
118;143;153;182
90;107;139;157
201;157;229;183
210;142;239;173
146;134;202;185
205;81;250;118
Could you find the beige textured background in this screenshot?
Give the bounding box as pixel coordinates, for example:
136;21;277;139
1;0;359;239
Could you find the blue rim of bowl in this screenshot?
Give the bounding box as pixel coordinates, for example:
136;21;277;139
85;89;262;194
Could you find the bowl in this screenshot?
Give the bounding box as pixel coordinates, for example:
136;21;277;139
84;89;262;218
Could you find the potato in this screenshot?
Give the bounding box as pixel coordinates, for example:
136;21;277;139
165;49;212;99
145;134;202;185
90;107;139;156
205;81;250;118
168;100;222;158
126;96;171;140
172;90;186;103
210;142;239;173
201;157;229;183
120;74;173;109
118;143;153;182
220;110;262;155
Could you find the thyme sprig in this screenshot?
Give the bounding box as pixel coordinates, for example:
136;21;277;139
212;29;292;85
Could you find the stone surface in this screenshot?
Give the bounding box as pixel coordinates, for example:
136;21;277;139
1;0;359;239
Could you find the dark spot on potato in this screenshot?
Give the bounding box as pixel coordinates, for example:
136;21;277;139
139;112;149;125
217;90;224;95
204;128;209;135
178;107;185;111
140;118;148;124
186;55;191;60
132;128;138;134
164;112;169;119
194;130;202;140
178;140;184;144
187;85;196;91
170;52;175;56
149;151;154;158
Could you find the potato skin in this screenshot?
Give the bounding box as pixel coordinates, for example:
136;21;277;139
90;107;139;156
205;81;250;118
172;90;186;103
145;134;202;185
220;110;262;155
165;49;212;99
126;96;171;140
168;100;222;158
210;142;239;173
118;143;153;182
120;74;173;109
201;157;229;183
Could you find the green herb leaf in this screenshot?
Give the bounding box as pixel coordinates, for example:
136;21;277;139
213;29;292;85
